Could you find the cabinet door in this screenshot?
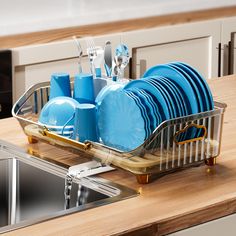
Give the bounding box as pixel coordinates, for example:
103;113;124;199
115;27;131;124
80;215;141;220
169;213;236;236
133;37;211;79
123;20;221;79
14;57;89;101
12;33;121;102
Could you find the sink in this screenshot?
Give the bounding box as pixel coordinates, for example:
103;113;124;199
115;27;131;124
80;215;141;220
0;141;137;233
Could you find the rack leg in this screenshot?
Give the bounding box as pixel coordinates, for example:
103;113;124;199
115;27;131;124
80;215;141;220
136;174;151;184
205;157;217;166
28;136;38;144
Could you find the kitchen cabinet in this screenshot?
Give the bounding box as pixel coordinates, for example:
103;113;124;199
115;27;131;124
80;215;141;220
170;213;236;236
14;57;87;99
12;33;121;101
12;16;236;102
122;20;221;79
14;57;89;101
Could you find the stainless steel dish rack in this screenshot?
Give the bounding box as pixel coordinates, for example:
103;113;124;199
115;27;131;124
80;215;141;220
12;81;227;184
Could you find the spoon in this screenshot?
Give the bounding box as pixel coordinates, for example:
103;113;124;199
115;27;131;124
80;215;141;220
72;36;83;74
115;44;130;80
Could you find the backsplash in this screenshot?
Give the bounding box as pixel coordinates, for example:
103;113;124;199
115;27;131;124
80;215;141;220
0;0;235;36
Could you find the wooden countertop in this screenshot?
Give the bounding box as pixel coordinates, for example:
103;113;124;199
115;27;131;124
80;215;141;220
1;75;236;235
0;6;236;49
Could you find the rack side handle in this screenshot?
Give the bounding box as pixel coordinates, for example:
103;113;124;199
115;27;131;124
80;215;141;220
173;123;207;145
40;127;92;151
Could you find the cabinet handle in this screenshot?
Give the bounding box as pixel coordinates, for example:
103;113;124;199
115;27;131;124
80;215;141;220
228;41;232;74
228;31;236;75
222;42;232;76
223;44;229;76
129;57;133;79
218;43;221;77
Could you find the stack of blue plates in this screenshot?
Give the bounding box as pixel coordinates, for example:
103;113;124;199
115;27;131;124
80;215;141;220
97;62;214;151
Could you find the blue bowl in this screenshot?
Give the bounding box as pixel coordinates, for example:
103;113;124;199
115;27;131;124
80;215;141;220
39;96;80;136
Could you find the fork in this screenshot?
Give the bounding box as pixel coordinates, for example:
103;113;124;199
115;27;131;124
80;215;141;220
86;38;104;78
86;37;97;77
72;36;83;74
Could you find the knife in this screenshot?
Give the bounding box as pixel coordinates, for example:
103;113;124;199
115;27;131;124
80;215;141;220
104;40;112;78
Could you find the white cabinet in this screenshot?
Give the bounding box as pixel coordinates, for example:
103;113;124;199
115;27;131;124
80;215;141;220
132;37;212;79
12;33;121;102
123;20;221;79
14;57;89;101
170;213;236;236
12;17;236;102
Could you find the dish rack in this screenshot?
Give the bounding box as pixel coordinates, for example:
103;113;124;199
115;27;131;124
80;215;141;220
12;81;227;184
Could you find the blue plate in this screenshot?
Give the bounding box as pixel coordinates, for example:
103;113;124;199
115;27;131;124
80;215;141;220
95;83;124;106
158;76;190;141
159;77;187;116
177;62;214;110
129;90;152;136
125;90;150;138
97;89;146;151
169;63;204;112
151;74;197;140
152;76;183;117
143;64;198;115
124;79;170;121
138;89;160;129
136;88;161;129
144;77;176;118
129;88;156;131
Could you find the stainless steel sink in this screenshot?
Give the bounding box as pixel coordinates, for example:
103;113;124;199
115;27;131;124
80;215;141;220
0;141;137;233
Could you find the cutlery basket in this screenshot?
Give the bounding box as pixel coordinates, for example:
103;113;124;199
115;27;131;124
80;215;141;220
12;81;227;184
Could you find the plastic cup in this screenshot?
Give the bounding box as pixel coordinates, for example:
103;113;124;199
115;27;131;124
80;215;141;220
73;103;98;142
73;73;95;104
93;77;108;98
49;73;71;100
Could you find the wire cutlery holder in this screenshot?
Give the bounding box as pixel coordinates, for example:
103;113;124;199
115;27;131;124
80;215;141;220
12;81;227;184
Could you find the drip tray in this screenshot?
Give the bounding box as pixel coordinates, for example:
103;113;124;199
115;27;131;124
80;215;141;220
0;141;137;233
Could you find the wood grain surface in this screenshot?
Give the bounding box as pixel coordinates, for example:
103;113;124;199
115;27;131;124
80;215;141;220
0;6;236;49
1;75;236;235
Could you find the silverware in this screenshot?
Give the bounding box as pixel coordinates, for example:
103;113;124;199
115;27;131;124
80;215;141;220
72;36;83;74
113;55;122;81
86;37;97;77
104;40;112;78
93;47;104;78
115;44;130;80
86;38;104;78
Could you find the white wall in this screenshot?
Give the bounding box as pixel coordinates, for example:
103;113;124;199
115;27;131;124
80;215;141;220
0;0;235;36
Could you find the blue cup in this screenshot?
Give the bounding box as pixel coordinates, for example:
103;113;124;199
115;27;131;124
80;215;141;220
93;77;108;99
73;73;95;104
73;103;98;142
49;73;71;100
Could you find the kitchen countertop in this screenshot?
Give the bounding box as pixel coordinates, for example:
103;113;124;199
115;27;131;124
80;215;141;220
0;5;236;49
1;0;236;37
1;74;236;235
